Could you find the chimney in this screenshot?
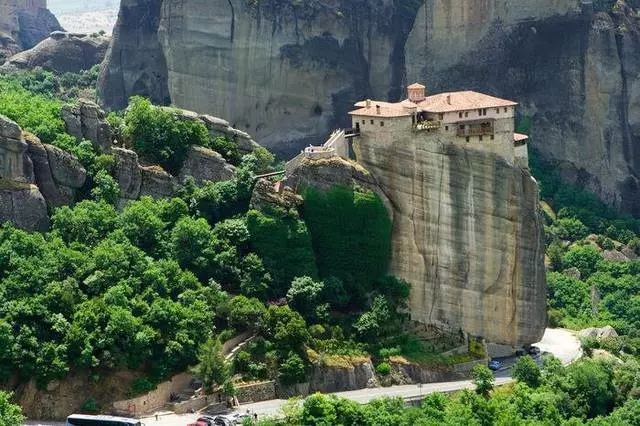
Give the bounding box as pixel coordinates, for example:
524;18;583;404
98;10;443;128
366;99;371;108
376;105;381;115
408;83;426;102
446;95;451;105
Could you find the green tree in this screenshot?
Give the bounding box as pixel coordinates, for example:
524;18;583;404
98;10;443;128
279;352;307;386
90;169;120;205
512;355;541;388
192;337;228;393
246;207;317;296
51;200;118;246
123;96;210;174
553;218;589;241
302;185;392;300
301;393;337;426
228;296;267;331
472;364;495;398
563;245;602;279
0;391;25;426
286;276;324;320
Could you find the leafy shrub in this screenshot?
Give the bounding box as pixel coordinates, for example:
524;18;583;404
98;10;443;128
81;397;99;413
302;186;392;300
128;376;156;397
246;207;317;297
375;362;391;376
279;352;307;386
563;245;602;279
553;218;589;241
124;97;210;174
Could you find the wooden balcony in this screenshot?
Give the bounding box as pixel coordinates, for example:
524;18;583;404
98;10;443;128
456;121;494;137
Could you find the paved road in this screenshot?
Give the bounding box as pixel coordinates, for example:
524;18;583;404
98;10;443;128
25;328;581;426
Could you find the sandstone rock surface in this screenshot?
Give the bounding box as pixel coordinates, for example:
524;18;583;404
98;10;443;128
348;135;547;347
99;0;640;214
61;100;113;153
578;325;619;339
178;145;236;185
1;32;109;73
0;182;49;231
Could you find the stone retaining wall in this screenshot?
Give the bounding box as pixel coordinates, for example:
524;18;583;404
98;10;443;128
235;381;276;404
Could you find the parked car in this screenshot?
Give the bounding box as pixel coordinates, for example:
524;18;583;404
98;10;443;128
488;359;502;371
527;346;541;356
187;416;217;426
515;349;526;357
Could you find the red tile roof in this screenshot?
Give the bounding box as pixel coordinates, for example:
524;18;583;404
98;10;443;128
514;133;529;142
418;91;517;113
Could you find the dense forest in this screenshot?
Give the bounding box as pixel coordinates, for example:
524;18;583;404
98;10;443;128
0;65;639;425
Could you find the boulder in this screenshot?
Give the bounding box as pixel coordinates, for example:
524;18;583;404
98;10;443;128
602;249;630;262
1;32;108;73
140;166;175;199
24;134;77;208
113;148;142;201
562;267;581;280
178;145;235;185
0;114;22;140
578;326;619;339
250;178;302;211
0;32;21;65
0;182;49;231
61;100;113;153
43;145;87;189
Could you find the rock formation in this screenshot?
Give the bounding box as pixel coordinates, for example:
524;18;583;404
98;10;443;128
178;145;236;186
0;32;21;64
99;0;640;215
1;31;109;73
24;131;86;209
0;116;50;231
0;0;63;58
62;99;113;153
350;134;547;347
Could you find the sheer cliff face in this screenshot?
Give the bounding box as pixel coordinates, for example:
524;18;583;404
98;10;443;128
99;0;640;214
353;136;547;347
99;0;420;156
0;1;62;52
405;0;640;215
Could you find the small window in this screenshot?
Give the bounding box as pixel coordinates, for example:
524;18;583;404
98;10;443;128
380;121;384;126
478;109;482;115
459;112;463;118
504;107;507;112
445;126;449;131
362;120;365;124
370;120;374;125
490;135;494;140
496;108;500;113
479;136;483;141
459;124;465;129
465;112;469;118
483;108;487;115
439;113;444;120
466;136;470;142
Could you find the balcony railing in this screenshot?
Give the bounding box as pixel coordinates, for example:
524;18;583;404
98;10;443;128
414;120;441;131
456;125;494;137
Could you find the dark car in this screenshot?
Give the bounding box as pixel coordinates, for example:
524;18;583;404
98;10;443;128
528;346;541;356
488;359;502;371
515;349;526;357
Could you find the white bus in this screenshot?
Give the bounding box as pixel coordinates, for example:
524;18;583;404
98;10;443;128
65;414;143;426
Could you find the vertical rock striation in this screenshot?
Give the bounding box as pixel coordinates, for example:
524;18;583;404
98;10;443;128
353;136;547;347
99;0;640;214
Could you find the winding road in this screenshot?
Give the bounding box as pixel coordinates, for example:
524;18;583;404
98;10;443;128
25;328;581;426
